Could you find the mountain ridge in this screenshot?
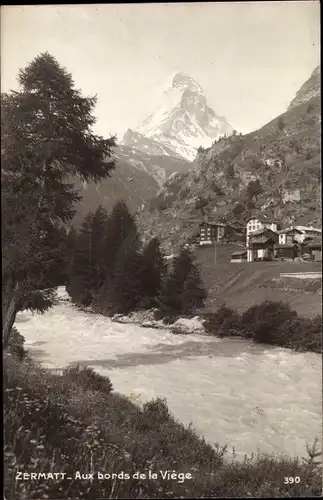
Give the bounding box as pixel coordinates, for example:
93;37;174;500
138;67;321;252
122;72;234;161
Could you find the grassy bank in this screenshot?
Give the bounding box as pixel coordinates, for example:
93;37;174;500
194;255;322;319
4;352;322;499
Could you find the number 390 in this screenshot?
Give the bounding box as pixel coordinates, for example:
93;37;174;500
284;477;301;484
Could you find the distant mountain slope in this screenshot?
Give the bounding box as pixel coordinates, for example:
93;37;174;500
71;145;190;228
288;66;320;110
139;67;321;252
123;72;234;161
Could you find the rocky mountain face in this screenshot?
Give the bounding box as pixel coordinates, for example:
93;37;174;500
72;144;190;228
122;72;234;161
139;67;321;253
288;66;320;110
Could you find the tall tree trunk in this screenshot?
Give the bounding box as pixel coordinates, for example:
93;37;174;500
3;282;21;349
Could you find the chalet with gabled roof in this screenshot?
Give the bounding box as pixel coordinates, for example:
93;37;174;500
246;214;278;262
247;227;279;262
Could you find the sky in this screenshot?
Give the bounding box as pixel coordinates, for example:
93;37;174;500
1;2;320;140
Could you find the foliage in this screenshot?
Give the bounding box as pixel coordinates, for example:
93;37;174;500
246;179;263;201
159;247;206;315
140;237;166;307
204;306;241;337
62;364;113;394
67;202;170;316
4;354;322;499
203;301;321;353
195;197;209;210
2;52;116;345
278;116;285;131
226;163;235;179
240;301;297;343
7;327;27;360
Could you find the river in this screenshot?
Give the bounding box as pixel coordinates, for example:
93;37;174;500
15;288;321;462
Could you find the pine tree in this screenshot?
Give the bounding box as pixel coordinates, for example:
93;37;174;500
67;212;94;305
102;244;144;315
90;205;109;288
96;203;143;315
181;265;207;314
246;179;263;201
159;247;207;315
2;52;116;346
103;200;140;278
141;237;166;307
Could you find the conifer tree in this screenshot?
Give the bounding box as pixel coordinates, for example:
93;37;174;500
103;200;140;278
141;237;166;306
159;247;207;315
181;265;207;314
67;212;94;305
96;202;143;314
2;52;116;346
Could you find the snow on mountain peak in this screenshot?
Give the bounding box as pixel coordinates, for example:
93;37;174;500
171;72;203;93
123;72;234;161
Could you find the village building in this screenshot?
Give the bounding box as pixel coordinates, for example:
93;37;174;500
246;215;278;262
230;250;247;263
199;220;225;245
293;226;321;243
274;227;303;260
303;238;322;261
246;215;278;249
274;243;298;260
278;227;303;245
247;227;279;262
199;216;244;245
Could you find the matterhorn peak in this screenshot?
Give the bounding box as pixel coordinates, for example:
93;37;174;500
171;72;203;93
123;72;234;161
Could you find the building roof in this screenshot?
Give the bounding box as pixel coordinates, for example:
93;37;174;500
250;236;274;245
249;227;278;237
231;250;247;256
199;221;226;227
277;227;303;234
274;244;296;249
246;213;277;224
294;226;322;233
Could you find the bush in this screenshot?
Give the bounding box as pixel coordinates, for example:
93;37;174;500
143;398;170;424
278;117;285;131
7;327;27;360
195;197;209;210
62;364;113;394
203;301;320;353
241;301;297;344
203;306;242;337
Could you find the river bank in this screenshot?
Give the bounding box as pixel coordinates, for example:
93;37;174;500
14;288;322;464
5;352;322;499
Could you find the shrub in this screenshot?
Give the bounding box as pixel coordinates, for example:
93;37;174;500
203;306;242;337
307;102;315;113
272;315;321;353
143;398;170;424
241;301;297;344
62;364;113;394
195;197;209;210
7;327;27;360
278;116;285;131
